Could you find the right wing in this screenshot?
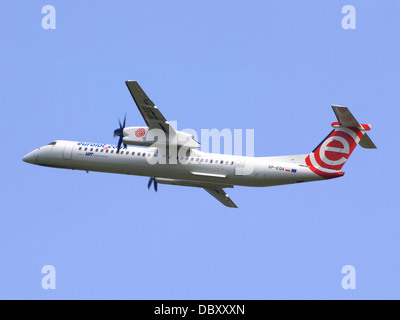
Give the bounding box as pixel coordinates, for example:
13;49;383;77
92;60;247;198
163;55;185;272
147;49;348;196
125;81;176;135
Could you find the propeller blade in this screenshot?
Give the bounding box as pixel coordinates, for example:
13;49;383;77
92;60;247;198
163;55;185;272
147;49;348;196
148;177;158;191
123;114;126;128
114;115;128;151
117;137;123;153
148;177;154;190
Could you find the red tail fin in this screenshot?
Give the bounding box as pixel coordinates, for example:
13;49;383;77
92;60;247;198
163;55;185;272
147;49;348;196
305;106;376;179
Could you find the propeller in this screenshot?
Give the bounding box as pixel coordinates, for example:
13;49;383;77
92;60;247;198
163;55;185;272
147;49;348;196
113;114;127;153
148;177;158;192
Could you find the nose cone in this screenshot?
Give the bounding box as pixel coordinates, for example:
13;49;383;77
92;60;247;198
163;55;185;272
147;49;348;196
22;151;37;164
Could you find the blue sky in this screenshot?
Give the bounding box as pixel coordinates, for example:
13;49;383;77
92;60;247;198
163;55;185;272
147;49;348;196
0;0;399;299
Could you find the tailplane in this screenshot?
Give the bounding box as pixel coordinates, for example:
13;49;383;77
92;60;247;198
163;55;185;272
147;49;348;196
306;106;376;179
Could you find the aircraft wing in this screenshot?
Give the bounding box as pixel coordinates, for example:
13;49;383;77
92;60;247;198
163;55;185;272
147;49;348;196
155;178;238;208
204;187;238;208
125;81;176;135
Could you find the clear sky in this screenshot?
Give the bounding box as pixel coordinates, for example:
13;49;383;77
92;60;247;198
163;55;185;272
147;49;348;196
1;0;399;299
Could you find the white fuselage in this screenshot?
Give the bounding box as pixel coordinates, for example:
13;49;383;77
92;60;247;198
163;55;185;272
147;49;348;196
23;140;325;187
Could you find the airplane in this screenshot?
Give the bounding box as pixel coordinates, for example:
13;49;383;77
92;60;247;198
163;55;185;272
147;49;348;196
23;81;377;208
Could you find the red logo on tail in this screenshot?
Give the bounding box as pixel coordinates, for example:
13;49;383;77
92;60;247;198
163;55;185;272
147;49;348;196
306;127;364;178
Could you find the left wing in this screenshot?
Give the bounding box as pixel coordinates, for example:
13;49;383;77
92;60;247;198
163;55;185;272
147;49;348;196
125;81;176;135
204;187;238;208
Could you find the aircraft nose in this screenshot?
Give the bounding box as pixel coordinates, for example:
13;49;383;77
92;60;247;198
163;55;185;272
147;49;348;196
22;151;37;164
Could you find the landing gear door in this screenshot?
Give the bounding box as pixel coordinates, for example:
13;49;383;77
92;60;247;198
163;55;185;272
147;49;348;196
63;142;74;160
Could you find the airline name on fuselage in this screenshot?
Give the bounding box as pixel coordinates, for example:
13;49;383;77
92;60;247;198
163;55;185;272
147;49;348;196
77;142;125;149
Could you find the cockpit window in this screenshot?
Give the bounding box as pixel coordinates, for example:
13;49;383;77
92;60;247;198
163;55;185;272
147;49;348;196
47;142;57;146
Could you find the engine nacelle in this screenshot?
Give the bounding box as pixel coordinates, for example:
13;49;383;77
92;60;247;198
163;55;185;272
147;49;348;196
122;126;200;149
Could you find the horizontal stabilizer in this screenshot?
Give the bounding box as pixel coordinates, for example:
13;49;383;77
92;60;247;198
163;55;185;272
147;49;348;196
359;133;377;149
332;105;377;149
332;105;362;128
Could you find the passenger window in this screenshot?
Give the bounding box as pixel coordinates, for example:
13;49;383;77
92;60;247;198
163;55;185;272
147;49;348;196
111;150;114;154
196;158;199;161
121;151;124;154
143;153;146;157
95;149;99;152
205;159;208;163
138;152;141;156
200;159;204;163
132;152;135;156
79;147;82;150
210;160;213;164
220;160;224;164
106;150;109;153
101;149;104;152
90;148;93;152
84;148;88;151
231;161;234;165
126;151;129;155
